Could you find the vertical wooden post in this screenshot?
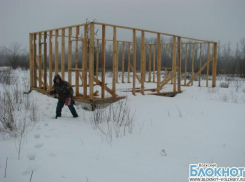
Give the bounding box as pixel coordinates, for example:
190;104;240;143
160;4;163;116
82;25;88;98
157;34;161;93
38;32;42;89
198;43;202;87
112;26;117;97
55;30;58;75
44;32;47;90
148;44;152;82
89;23;95;99
144;44;146;82
184;44;188;85
49;31;53;90
141;31;145;95
206;43;210;87
33;33;37;88
75;26;79;96
127;43;130;83
61;29;65;80
153;44;156;83
101;25;106;99
191;44;195;86
212;42;217;87
177;37;181;92
165;68;167;78
116;41;119;83
96;39;99;79
132;29;136;95
172;36;177;92
122;42;125;83
29;33;34;88
68;27;72;84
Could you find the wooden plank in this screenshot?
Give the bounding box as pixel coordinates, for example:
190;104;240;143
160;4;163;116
33;33;37;88
38;32;42;89
35;59;49;88
212;42;217;87
44;32;47;90
82;25;88;98
187;55;214;86
191;44;195;86
206;43;210;87
61;29;65;80
89;23;95;99
184;44;188;85
68;27;72;84
153;44;156;82
132;29;136;95
157;33;161;93
177;37;181;92
172;36;177;92
129;64;141;83
141;31;145;95
101;25;106;99
93;77;117;97
29;33;34;88
127;43;131;83
122;42;125;83
55;30;58;75
75;26;79;96
116;41;119;83
198;44;202;87
49;31;53;90
112;27;117;97
96;39;99;79
148;44;152;82
160;71;173;89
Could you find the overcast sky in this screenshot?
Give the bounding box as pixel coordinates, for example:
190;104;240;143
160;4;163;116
1;0;245;50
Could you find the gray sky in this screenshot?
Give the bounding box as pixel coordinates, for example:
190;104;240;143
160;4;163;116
1;0;245;50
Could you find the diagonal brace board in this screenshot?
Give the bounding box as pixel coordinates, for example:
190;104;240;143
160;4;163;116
187;55;214;86
93;77;118;97
129;63;142;83
35;58;49;88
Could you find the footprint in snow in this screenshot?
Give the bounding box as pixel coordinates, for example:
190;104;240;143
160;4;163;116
34;134;40;139
27;153;36;160
44;123;49;126
35;143;44;148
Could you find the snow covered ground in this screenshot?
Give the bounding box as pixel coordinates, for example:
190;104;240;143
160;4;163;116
0;69;245;182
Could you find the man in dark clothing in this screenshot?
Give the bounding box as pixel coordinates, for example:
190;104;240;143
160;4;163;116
48;74;78;119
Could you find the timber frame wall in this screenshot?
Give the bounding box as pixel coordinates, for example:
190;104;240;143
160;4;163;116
29;22;217;104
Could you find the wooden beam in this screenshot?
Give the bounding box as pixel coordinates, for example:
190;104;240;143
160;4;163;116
191;44;195;86
89;23;95;99
82;25;88;98
132;29;136;95
38;32;42;89
122;42;125;83
55;29;58;75
141;31;145;95
68;27;72;84
112;26;117;97
44;32;47;90
127;43;131;83
29;33;34;88
206;43;210;87
61;29;65;80
212;42;217;87
172;36;177;92
116;41;119;83
75;26;79;97
198;43;202;87
157;33;161;93
49;31;53;91
93;77;118;97
33;33;37;88
101;25;106;99
153;44;156;82
177;37;181;92
129;63;141;83
187;55;214;86
148;44;152;82
184;44;188;85
96;39;99;79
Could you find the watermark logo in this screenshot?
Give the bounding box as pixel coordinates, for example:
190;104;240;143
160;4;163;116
189;163;245;181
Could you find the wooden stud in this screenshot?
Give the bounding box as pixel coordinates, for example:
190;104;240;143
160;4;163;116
191;44;195;86
141;31;145;95
49;31;53;90
116;41;119;83
212;42;217;87
184;44;188;85
38;32;42;89
122;42;125;83
89;23;95;99
112;26;117;97
75;26;79;96
61;29;65;80
33;33;37;88
68;27;72;84
29;34;34;89
96;39;99;79
132;29;136;95
82;25;88;98
153;44;156;82
55;30;59;75
101;25;106;99
148;44;152;82
177;37;181;92
157;33;161;93
127;43;131;83
206;43;210;87
44;32;47;90
172;36;177;92
198;44;202;87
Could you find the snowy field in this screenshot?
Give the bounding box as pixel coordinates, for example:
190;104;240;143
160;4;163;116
0;69;245;182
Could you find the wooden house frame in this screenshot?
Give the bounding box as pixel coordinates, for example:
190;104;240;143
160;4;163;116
29;22;217;105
